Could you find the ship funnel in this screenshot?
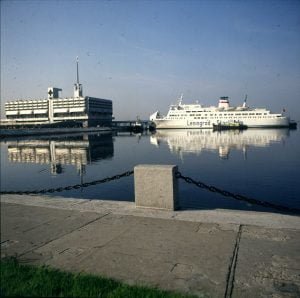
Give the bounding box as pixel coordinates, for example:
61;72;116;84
218;96;230;108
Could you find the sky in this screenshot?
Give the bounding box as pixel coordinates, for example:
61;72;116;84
1;0;300;120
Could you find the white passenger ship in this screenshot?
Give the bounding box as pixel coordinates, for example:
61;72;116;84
150;95;290;129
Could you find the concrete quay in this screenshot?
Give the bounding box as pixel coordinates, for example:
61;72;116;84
0;126;111;138
1;195;300;298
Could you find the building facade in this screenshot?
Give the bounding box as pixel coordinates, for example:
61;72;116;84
4;61;113;128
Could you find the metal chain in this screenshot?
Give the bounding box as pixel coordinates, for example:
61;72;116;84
2;168;299;215
175;171;300;215
0;170;134;195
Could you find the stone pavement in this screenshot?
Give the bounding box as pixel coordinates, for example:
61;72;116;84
1;195;300;297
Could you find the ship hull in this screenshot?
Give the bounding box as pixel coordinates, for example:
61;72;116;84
152;117;290;129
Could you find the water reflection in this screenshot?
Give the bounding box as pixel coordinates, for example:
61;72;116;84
5;132;114;175
150;129;290;159
1;129;298;211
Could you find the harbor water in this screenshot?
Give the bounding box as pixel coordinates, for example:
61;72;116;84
1;128;299;212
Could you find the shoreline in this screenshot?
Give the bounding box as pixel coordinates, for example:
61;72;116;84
2;194;299;230
0;126;112;138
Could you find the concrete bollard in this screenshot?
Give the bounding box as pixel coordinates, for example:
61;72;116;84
134;164;178;210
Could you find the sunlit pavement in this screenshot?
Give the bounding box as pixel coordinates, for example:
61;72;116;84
1;195;300;297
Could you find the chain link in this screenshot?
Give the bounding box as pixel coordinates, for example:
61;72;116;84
1;170;134;195
1;168;299;214
175;171;300;214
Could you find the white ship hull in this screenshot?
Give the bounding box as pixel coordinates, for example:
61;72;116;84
153;117;290;129
150;95;291;129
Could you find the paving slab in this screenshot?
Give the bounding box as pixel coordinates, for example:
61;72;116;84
1;198;300;298
232;225;300;298
39;218;237;297
1;203;108;257
2;195;300;229
1;202;237;297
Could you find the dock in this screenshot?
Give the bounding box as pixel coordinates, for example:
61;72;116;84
112;120;151;132
0;120;153;138
0;126;112;138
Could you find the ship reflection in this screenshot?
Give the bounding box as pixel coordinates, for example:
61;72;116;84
150;129;290;159
6;132;114;175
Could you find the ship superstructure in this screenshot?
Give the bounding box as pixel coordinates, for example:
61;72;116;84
150;95;290;129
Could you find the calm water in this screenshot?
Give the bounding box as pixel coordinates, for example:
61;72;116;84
1;128;299;212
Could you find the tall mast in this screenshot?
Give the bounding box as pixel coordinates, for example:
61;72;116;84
76;56;79;84
74;56;83;97
243;94;247;108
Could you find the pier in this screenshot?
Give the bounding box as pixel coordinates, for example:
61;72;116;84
0;126;112;138
112;120;151;132
0;120;152;138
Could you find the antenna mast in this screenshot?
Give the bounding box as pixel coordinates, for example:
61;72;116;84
76;56;79;84
74;56;83;97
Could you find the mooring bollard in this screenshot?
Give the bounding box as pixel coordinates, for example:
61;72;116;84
134;164;178;210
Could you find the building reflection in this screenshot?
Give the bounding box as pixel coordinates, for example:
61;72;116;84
150;129;290;159
6;132;114;175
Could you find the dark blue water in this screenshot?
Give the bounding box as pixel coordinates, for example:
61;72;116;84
1;128;299;213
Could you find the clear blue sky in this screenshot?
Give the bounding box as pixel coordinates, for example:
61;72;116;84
1;0;300;120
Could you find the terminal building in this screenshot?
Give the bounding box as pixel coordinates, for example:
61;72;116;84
3;60;113;128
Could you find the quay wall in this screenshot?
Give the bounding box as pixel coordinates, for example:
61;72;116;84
1;194;300;230
0;126;111;137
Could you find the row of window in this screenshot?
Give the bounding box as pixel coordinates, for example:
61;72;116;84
188;121;211;126
53;101;85;104
168;116;275;120
53;112;87;117
54;112;112;117
6;100;47;104
6;115;48;119
7;112;112;119
89;102;112;106
52;104;86;108
6;101;112;110
52;99;85;103
6;105;48;110
171;112;268;116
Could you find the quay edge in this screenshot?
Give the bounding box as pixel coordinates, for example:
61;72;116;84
0;126;112;138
